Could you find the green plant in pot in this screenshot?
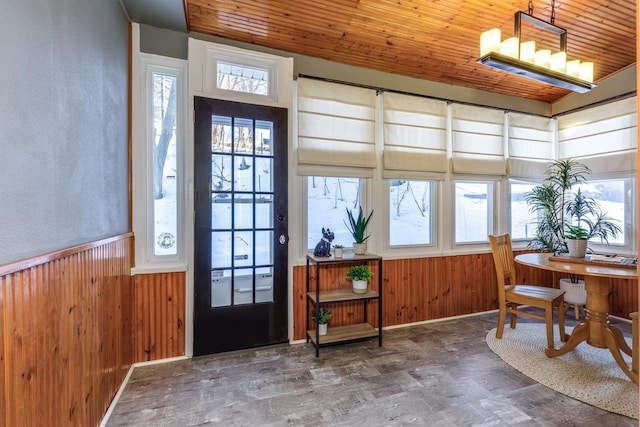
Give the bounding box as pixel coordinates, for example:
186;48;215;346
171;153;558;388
345;205;373;255
524;159;621;259
345;264;373;294
313;305;332;336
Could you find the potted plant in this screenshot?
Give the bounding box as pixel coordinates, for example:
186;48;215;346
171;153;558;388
345;205;373;255
333;244;344;258
345;264;373;294
524;159;622;319
524;159;621;257
313;305;332;335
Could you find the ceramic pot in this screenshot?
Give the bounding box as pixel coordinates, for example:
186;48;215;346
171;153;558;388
318;323;328;336
352;279;368;294
353;242;367;255
566;239;588;258
334;247;344;258
559;278;587;306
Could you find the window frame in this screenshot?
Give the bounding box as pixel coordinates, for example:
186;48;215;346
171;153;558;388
132;53;188;272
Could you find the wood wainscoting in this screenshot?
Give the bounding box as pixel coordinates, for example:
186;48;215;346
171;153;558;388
132;272;186;362
292;251;638;341
0;233;133;427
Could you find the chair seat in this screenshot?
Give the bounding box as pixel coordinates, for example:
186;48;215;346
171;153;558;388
508;285;565;302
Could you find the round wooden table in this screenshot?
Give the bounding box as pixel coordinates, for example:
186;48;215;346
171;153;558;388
515;252;638;384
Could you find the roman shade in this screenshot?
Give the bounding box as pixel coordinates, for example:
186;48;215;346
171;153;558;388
451;104;506;175
296;78;377;177
382;92;448;179
557;96;637;174
508;112;554;179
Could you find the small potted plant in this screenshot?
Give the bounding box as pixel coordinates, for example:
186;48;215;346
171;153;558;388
345;205;373;255
313;305;332;335
345;264;373;294
333;244;344;258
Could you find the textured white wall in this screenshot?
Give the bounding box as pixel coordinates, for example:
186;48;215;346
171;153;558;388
0;1;129;264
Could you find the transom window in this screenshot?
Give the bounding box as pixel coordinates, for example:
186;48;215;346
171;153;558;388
216;62;269;96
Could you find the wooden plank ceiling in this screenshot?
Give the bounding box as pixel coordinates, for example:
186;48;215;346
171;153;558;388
184;0;636;103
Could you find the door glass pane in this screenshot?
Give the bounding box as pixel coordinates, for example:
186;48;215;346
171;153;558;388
212;154;232;192
234;194;253;229
235;156;254;192
211;231;231;268
233;268;255;305
212;116;232;153
255;157;273;192
256;195;273;229
255;267;274;303
211;269;231;307
255;120;273;155
212;198;231;229
234;231;253;267
234;118;254;154
255;231;273;265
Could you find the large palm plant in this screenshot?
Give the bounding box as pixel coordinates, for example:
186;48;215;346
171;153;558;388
524;159;621;254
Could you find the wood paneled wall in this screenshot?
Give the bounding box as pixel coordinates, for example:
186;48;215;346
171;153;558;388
292;251;638;340
0;233;133;427
132;272;186;362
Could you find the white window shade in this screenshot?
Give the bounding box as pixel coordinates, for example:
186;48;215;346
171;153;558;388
557;96;637;174
297;78;377;177
451;104;506;175
508;112;554;179
382;93;448;179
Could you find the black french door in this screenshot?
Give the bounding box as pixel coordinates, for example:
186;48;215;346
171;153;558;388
193;97;288;356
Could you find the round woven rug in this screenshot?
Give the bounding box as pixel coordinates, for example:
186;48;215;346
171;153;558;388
486;324;638;419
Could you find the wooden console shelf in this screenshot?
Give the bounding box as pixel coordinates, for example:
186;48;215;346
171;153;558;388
306;253;383;357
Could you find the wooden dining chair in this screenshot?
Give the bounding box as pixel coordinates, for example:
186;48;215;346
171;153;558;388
489;233;567;351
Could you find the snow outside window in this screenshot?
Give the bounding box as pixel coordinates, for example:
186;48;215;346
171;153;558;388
307;176;363;250
454;181;494;244
510;181;537;241
389;180;434;246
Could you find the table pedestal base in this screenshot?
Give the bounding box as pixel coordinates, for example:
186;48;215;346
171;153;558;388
544;276;638;384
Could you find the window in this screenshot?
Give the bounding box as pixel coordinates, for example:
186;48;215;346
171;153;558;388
307;176;362;250
133;54;187;270
575;179;630;246
216;62;269;95
510;181;537;240
152;72;179;256
389;180;434;246
454;181;494;244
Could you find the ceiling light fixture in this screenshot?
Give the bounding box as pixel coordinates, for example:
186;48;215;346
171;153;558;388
477;1;596;93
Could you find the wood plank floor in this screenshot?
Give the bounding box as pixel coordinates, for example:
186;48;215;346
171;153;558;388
105;311;637;426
